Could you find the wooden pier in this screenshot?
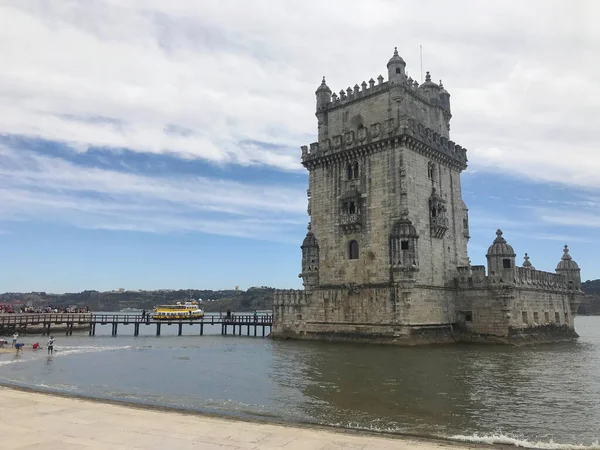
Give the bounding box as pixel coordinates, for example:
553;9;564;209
0;313;273;337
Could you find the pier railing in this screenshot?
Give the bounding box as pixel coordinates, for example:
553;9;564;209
0;313;273;337
0;313;272;325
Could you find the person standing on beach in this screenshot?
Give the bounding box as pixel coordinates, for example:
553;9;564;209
47;336;55;355
12;332;18;348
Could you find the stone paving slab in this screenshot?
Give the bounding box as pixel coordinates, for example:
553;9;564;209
0;387;484;450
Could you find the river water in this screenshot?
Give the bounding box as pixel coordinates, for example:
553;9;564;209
0;314;599;449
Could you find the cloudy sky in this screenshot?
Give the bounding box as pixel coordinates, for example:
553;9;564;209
0;0;598;293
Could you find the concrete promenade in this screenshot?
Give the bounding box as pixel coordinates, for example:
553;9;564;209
0;387;487;450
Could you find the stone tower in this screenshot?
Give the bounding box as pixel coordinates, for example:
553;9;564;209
273;48;583;345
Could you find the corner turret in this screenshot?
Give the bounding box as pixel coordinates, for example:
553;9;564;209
315;76;332;111
486;229;516;284
387;47;406;85
299;223;320;289
556;245;581;288
439;80;451;113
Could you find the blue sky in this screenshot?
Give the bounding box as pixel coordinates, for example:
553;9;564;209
0;1;598;293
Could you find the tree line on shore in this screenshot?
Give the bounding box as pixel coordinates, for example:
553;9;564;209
579;280;600;315
0;287;276;313
1;281;599;314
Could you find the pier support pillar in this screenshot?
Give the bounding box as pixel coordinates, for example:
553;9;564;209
134;323;140;336
200;322;204;336
254;326;257;337
178;323;183;336
156;323;161;336
238;325;242;336
262;325;265;337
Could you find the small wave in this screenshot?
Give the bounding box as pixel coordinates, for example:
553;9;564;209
0;359;27;367
53;345;132;357
451;434;600;449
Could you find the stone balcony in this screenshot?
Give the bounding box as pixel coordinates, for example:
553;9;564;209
430;216;449;238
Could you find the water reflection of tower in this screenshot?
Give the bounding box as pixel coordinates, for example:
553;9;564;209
270;341;480;436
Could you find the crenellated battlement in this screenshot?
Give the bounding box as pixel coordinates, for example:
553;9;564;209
319;71;449;113
327;76;388;108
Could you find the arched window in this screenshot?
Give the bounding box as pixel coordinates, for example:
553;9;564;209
348;240;359;260
348;201;356;215
347;162;359;180
427;162;435;180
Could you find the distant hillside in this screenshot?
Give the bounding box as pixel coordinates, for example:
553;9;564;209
0;287;276;313
580;280;600;315
3;280;599;314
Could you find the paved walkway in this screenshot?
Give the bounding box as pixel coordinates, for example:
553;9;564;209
0;387;483;450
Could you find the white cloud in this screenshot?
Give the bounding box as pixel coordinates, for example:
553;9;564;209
0;145;307;240
0;0;599;185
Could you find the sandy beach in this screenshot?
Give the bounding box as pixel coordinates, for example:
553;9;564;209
0;386;495;450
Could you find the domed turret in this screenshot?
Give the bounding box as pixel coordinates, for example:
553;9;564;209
315;76;332;111
387;47;406;85
439;79;451;112
487;229;516;257
556;245;581;288
419;71;442;104
486;229;516;283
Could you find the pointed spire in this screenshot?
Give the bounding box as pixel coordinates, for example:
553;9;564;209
523;253;534;269
387;47;405;68
425;71;431;82
494;229;506;244
439;79;444;88
316;76;331;94
562;245;572;260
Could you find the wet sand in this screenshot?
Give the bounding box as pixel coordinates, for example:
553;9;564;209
0;386;496;450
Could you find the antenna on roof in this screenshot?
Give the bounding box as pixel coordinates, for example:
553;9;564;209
420;44;423;83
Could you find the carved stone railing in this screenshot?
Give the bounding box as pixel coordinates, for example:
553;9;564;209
340;213;362;234
273;289;309;306
515;267;571;290
430;216;449;238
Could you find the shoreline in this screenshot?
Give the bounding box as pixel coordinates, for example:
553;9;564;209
0;383;511;450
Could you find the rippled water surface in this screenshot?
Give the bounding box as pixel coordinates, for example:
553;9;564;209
1;314;599;448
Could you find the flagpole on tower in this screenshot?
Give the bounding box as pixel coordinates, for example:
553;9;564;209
420;44;423;83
